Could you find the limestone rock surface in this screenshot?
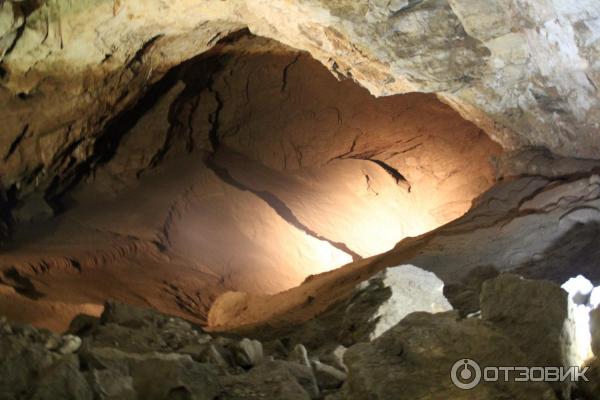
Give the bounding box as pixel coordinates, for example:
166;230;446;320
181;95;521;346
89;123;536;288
0;302;325;400
0;286;587;400
0;35;501;331
209;173;600;336
342;311;558;400
2;0;600;207
340;264;452;342
480;274;569;368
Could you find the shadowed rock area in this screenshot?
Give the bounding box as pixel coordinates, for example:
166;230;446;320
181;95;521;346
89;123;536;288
4;270;600;399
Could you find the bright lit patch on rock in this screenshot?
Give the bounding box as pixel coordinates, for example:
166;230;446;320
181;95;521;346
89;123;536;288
562;275;598;367
350;264;452;340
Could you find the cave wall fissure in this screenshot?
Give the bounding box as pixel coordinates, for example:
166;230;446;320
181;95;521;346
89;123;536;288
205;155;363;262
0;32;503;330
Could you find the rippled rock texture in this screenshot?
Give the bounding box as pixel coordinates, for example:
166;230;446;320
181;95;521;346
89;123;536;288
0;33;500;330
208;173;600;332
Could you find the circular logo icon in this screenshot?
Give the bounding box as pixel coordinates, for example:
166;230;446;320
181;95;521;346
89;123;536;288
451;359;482;390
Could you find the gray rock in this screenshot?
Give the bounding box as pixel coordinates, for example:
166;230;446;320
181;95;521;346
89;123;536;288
480;274;568;368
323;392;345;400
232;338;263;368
177;343;210;362
340;264;452;343
0;321;61;397
87;368;136;400
481;274;572;396
87;301;205;353
59;335;82;354
278;361;320;399
196;333;212;345
220;360;313;400
342;311;557;399
585;304;600;399
132;353;220;399
289;343;311;368
81;347;221;399
30;355;93;400
311;360;346;390
203;344;231;368
100;300;173;328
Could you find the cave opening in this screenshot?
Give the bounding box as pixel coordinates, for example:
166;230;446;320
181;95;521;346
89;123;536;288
0;32;501;331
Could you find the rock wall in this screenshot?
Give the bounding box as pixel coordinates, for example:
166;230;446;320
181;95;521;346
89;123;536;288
207;171;600;332
1;0;600;209
0;36;500;331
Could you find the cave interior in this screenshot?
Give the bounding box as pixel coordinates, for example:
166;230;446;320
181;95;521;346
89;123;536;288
2;4;600;399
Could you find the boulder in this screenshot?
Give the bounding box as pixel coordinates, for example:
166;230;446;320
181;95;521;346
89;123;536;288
100;300;183;329
87;367;136;400
220;360;314;400
591;287;600;309
480;274;569;368
87;301;207;353
340;264;452;343
584;304;600;399
0;320;91;400
342;312;557;400
30;355;93;400
131;353;220;400
232;338;263;368
481;274;575;397
81;347;221;400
